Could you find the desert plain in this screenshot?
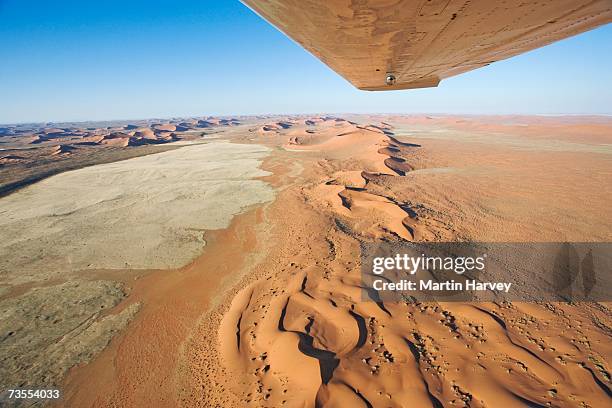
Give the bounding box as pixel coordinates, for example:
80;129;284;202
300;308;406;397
0;114;610;407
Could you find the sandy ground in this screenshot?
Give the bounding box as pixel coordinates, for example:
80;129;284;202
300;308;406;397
1;115;611;407
1;281;140;404
0;140;274;404
0;141;274;284
181;116;611;408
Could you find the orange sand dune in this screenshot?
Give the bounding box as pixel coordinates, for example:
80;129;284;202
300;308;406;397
56;116;611;408
152;123;177;132
0;154;25;165
132;128;155;139
185;118;611;408
50;144;76;155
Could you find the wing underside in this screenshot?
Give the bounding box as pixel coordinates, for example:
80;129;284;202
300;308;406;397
242;0;612;90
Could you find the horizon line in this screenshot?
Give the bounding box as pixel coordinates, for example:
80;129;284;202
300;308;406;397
3;112;612;127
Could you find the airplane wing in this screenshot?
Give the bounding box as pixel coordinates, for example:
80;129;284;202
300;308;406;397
241;0;612;90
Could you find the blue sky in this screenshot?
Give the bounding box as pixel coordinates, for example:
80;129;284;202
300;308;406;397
1;0;611;123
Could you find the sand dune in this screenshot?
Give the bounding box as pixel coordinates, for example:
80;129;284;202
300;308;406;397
0;154;24;165
255;121;296;134
4;116;609;407
53;144;78;154
132;128;155;138
197;120;217;128
182;117;611;408
254;117;355;139
198;118;241;128
3;116;245;154
152;123;177;132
